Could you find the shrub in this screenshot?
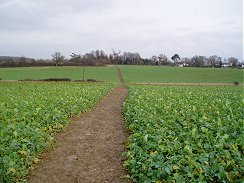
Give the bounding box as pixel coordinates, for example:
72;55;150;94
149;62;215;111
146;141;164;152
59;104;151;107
87;79;97;82
233;81;239;86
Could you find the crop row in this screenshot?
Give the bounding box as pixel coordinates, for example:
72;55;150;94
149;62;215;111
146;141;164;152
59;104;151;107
123;85;243;182
0;82;114;182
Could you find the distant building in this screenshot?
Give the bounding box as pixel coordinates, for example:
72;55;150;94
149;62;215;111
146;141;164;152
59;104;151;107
222;63;231;68
177;63;189;67
238;63;244;69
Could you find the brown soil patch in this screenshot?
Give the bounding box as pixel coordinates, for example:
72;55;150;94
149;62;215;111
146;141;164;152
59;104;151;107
116;67;125;84
129;82;244;86
28;87;131;183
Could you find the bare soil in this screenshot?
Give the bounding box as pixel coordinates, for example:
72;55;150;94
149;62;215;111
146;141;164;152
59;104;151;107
28;86;131;183
116;67;125;84
129;82;243;86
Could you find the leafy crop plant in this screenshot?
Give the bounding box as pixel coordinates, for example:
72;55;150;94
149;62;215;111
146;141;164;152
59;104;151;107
123;85;243;182
0;82;114;182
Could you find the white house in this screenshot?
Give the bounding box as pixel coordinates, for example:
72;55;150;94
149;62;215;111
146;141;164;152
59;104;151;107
222;63;231;68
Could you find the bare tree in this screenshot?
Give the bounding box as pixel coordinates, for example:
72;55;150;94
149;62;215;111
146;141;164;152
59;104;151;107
52;52;65;66
112;49;121;65
19;56;27;67
100;50;106;60
190;55;205;67
181;58;191;65
70;53;82;64
151;55;158;65
158;54;169;65
81;54;90;81
94;50;99;60
208;55;222;67
228;57;238;67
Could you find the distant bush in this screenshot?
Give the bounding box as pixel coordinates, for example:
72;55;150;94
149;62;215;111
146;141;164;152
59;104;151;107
87;79;97;82
19;78;72;82
41;78;71;82
233;81;239;86
19;79;33;81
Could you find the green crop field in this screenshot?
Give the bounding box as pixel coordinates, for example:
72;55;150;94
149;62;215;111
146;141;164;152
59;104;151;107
0;82;114;182
119;65;243;84
0;65;243;84
0;65;243;182
0;66;118;82
123;85;243;182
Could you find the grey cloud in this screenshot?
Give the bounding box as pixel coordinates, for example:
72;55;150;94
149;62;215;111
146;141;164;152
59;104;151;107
0;0;242;61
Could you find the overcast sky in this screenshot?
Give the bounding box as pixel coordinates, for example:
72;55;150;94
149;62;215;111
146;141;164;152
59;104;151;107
0;0;243;61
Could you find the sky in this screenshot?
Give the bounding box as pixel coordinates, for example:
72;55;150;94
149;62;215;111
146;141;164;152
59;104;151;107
0;0;243;61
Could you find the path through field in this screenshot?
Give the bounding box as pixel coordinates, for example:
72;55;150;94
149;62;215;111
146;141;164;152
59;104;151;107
116;66;125;84
29;67;131;183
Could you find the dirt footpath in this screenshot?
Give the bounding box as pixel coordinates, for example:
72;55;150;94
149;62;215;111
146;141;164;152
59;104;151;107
28;87;131;183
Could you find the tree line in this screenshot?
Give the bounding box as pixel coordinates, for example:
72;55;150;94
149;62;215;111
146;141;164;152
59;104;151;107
0;50;242;68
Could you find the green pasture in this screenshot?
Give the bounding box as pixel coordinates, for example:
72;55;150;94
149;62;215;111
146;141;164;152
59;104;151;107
0;66;118;82
0;65;243;84
119;65;243;84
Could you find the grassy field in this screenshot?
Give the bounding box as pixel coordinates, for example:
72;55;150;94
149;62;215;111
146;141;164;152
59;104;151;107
119;65;244;84
0;65;243;84
0;66;118;82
